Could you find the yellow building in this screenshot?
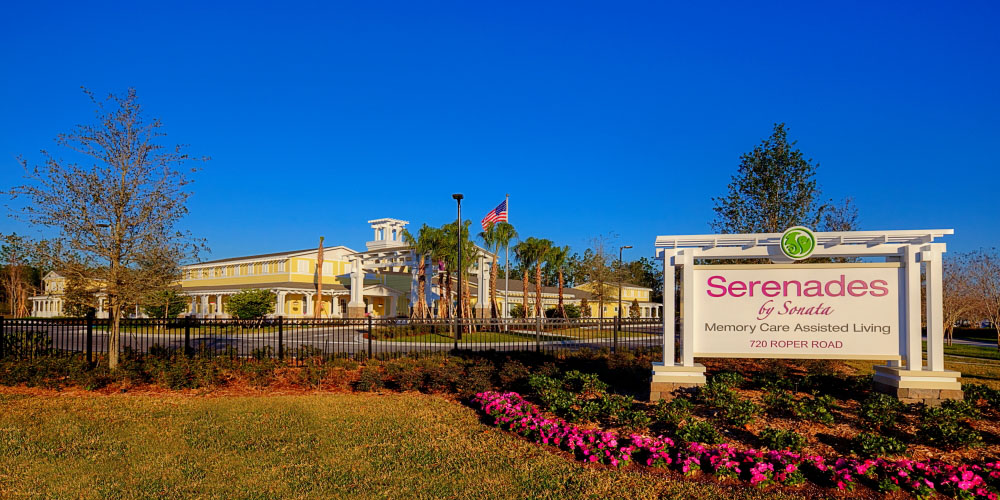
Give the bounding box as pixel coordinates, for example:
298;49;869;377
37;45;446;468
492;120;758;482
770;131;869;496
180;218;415;318
30;271;112;318
572;282;660;318
486;280;661;318
31;217;659;320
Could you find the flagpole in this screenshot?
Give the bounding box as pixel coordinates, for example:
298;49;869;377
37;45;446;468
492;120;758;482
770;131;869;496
504;193;510;320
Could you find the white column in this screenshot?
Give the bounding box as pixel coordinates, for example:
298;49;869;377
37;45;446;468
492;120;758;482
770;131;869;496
410;253;419;306
679;250;695;367
276;291;286;316
425;259;435;314
923;243;946;372
477;257;488;314
904;245;923;370
304;292;314;316
216;294;224;316
349;256;365;309
662;250;677;366
200;295;209;317
332;295;342;317
389;295;398;318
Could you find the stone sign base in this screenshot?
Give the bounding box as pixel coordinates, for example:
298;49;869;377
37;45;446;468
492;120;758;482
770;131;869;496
872;365;963;405
649;362;707;401
346;306;367;319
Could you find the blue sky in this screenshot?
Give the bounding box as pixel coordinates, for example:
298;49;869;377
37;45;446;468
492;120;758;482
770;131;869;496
2;1;997;262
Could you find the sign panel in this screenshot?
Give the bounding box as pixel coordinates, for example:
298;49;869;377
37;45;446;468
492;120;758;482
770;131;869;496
691;264;902;359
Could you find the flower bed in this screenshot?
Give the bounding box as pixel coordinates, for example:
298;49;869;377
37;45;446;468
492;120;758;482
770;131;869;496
474;391;1000;499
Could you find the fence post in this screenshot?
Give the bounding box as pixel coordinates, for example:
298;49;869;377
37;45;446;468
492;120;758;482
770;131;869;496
367;316;373;360
535;314;542;352
183;317;191;358
0;315;5;359
613;316;619;353
86;312;94;365
277;316;284;360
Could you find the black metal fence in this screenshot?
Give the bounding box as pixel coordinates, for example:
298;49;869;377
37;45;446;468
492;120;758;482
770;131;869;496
0;316;664;364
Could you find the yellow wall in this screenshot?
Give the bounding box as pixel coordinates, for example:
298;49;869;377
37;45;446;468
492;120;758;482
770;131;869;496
179;255;352;290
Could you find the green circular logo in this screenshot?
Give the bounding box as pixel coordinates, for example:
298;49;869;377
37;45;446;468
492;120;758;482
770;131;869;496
780;226;816;260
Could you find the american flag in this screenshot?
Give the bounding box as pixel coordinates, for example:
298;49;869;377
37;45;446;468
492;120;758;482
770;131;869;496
481;199;508;230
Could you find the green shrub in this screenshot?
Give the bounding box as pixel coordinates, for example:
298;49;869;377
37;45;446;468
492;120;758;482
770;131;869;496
614;406;652;432
456;360;495;397
721;397;761;426
759;427;806;451
940;399;979;418
711;371;744;390
384;358;423;391
354;364;383;391
752;363;792;390
762;387;797;416
296;358;328;388
420;357;462;393
594;393;631;421
699;381;735;407
919;404;982;449
851;432;907;457
562;370;609;396
699;377;759;426
295;345;325;360
1;330;52;358
498;360;531;391
676;420;723;444
654;397;693;429
241;359;277;388
963;383;998;406
250;346;274;361
327;357;359;370
796;394;837;425
858;393;905;430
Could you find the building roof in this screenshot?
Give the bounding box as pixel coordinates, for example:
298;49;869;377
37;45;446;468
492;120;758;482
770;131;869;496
189;246;357;266
182;282;349;293
578;281;653;291
490;279;595;299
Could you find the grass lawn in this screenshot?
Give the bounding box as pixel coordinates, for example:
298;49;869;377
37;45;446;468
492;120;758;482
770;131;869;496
0;392;811;500
845;349;1000;389
379;331;534;343
952;327;999;344
942;342;1000;361
543;327;659;340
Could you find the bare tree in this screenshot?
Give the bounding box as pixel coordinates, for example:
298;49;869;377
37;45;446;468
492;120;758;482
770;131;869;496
10;88;205;368
969;249;1000;348
581;235;617;320
942;252;977;345
0;234;45;317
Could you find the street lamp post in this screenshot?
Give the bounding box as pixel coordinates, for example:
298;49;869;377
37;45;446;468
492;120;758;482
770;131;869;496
452;194;463;345
618;245;632;320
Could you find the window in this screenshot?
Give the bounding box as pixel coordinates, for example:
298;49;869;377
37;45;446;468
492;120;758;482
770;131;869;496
298;260;309;274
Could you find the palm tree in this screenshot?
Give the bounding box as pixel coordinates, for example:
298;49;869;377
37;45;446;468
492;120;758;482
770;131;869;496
443;220;480;332
524;237;553;318
545;245;570;319
401;224;439;319
478;221;518;318
513;239;534;317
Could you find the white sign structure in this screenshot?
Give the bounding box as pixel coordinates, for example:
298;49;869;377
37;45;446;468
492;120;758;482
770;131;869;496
650;229;962;403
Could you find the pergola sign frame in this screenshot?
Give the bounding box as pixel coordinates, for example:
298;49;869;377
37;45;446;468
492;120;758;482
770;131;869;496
650;228;962;404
